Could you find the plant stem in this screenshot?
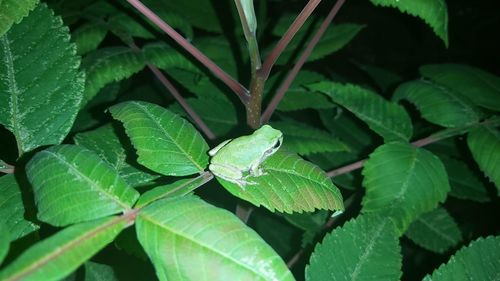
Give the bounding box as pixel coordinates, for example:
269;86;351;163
247;75;267;128
0;161;14;174
126;0;249;103
234;0;262;73
260;0;323;80
128;42;216;139
287;248;305;268
234;0;264;128
326;117;500;178
236;204;254;223
148;65;217;140
261;0;346;124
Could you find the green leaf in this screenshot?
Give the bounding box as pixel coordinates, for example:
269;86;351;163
405;207;462;254
217;150;344;213
0;216;127;281
26;145;139;226
109;101;209;176
249;210;297;257
362;142;450;233
271;120;350;155
72;22;107;55
420;64;500;111
310;82;413;142
136;175;210;208
107;13;154;40
393;79;480;128
0;222;9;265
467;126;500;194
82;47;145;103
319;109;376;152
143;42;198;72
267;71;334;111
0;174;39;241
273;21;365;64
170;95;238;137
369;0;448;47
0;0;39;37
107;7;193;41
283;211;329;232
423;236;500;281
167;70;238;136
283;211;329;247
355;63;403;93
0;4;84;153
441;156;489;202
142;0;221;33
136;196;295;281
194;37;242;77
306;214;402;281
74;124;160;187
304;23;365;62
84;262;118;281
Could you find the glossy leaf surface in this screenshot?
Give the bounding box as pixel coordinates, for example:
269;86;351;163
467;126;500;194
370;0;448;46
0;4;84;153
0;217;127;281
420;64;500;111
0;0;39;36
26;145;139;226
0;174;39;241
306;214;401;281
74;124;160;187
216;150;344;213
109;101;209;176
362;143;450;233
405;207;462;253
394;79;480;128
82;47;145;103
311;82;413;142
136;196;295;281
423;236;500;281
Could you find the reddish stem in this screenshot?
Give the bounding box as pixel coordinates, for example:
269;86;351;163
147;65;216;140
325;117;500;178
260;0;323;79
261;0;346;124
0;161;14;174
128;42;216;139
126;0;249;103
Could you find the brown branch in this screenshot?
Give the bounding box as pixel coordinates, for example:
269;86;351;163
260;0;323;80
326;117;500;178
0;160;14;174
287;248;305;268
261;0;346;124
126;0;249;103
128;42;216;140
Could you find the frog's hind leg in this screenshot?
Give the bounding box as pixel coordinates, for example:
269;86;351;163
209;163;243;183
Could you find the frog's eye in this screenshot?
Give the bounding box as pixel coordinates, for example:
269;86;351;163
273;139;281;149
265;140;281;154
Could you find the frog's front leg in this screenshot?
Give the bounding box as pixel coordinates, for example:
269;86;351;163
208;139;233;156
249;160;265;177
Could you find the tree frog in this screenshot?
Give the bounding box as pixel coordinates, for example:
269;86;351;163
208;125;283;188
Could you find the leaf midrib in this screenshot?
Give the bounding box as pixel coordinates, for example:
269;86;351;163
415;215;457;245
1;35;22;153
3;217;124;281
140;212;271;279
43;149;131;210
350;218;389;280
133;102;204;171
